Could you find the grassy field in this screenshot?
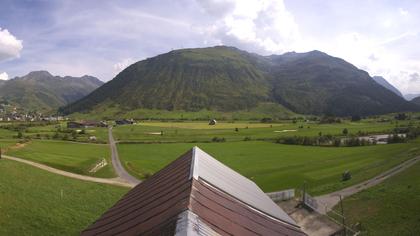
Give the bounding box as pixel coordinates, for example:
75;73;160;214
334;161;420;235
0;159;128;236
112;119;415;143
0;139;20;149
117;139;420;194
7;140;115;178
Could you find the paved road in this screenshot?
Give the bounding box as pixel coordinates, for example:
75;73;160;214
108;126;141;186
2;155;135;188
314;155;420;214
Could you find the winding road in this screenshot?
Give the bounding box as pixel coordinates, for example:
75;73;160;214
108;126;141;186
0;126;141;188
2;155;135;188
314;155;420;214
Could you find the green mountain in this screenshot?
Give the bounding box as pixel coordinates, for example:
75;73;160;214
61;46;419;117
0;71;103;112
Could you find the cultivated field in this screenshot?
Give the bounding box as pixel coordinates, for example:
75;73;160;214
112;119;415;143
0;160;128;235
7;140;115;178
117;139;420;194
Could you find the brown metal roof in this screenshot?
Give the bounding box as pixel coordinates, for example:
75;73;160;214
81;147;305;236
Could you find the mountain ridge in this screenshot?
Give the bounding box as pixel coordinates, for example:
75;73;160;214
61;46;419;117
372;76;403;97
0;71;103;112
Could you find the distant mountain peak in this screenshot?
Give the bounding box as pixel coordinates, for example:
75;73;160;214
25;70;53;78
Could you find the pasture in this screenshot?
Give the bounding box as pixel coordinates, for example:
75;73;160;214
0;159;128;235
7;140;115;178
112;119;414;143
117;139;420;194
334;160;420;235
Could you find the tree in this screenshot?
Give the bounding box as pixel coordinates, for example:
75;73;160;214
342;128;348;136
17;131;23;139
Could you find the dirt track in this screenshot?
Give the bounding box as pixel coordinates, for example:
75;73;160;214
2;155;135;188
315;155;420;214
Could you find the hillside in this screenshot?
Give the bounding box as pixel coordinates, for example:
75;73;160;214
61;46;419;117
0;71;103;112
372;76;403;97
412;96;420;106
405;93;420;101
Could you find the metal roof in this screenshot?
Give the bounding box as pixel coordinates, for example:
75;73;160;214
81;147;305;236
190;147;296;225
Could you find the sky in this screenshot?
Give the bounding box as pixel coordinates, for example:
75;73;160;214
0;0;419;95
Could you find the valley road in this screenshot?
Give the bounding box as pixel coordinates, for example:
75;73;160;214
108;126;141;186
314;155;420;214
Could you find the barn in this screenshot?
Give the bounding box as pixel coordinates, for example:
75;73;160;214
81;147;305;236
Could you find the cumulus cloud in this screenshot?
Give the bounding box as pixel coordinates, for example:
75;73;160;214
0;28;23;61
197;0;301;54
113;58;136;75
0;72;8;80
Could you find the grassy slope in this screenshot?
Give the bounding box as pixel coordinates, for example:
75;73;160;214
69;102;296;121
112;120;411;143
334;161;420;235
0;160;128;236
7;140;115;178
117;140;420;194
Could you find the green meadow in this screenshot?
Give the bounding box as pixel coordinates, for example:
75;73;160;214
112;119;413;143
0;159;128;236
7;140;115;178
334;161;420;235
117;139;420;194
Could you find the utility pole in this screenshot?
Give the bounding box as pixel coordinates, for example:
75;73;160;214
339;195;346;236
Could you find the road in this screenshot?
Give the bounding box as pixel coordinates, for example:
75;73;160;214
2;155;135;188
314;155;420;214
108;126;141;186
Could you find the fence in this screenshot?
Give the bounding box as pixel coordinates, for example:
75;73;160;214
302;191;360;236
266;189;295;202
89;158;108;173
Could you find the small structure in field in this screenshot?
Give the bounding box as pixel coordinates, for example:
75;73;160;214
88;136;97;141
115;119;134;125
81;147;305;236
208;119;217;125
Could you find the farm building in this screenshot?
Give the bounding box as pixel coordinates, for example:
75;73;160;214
67;121;107;129
115;119;134;125
82;147;305;236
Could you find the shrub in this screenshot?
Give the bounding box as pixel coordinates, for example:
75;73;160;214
211;137;226;142
342;171;352;181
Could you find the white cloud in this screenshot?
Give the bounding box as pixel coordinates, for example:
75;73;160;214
0;28;23;61
113;58;135;75
197;0;301;54
399;8;409;16
0;72;8;80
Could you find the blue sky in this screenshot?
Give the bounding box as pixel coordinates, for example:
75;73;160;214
0;0;419;95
